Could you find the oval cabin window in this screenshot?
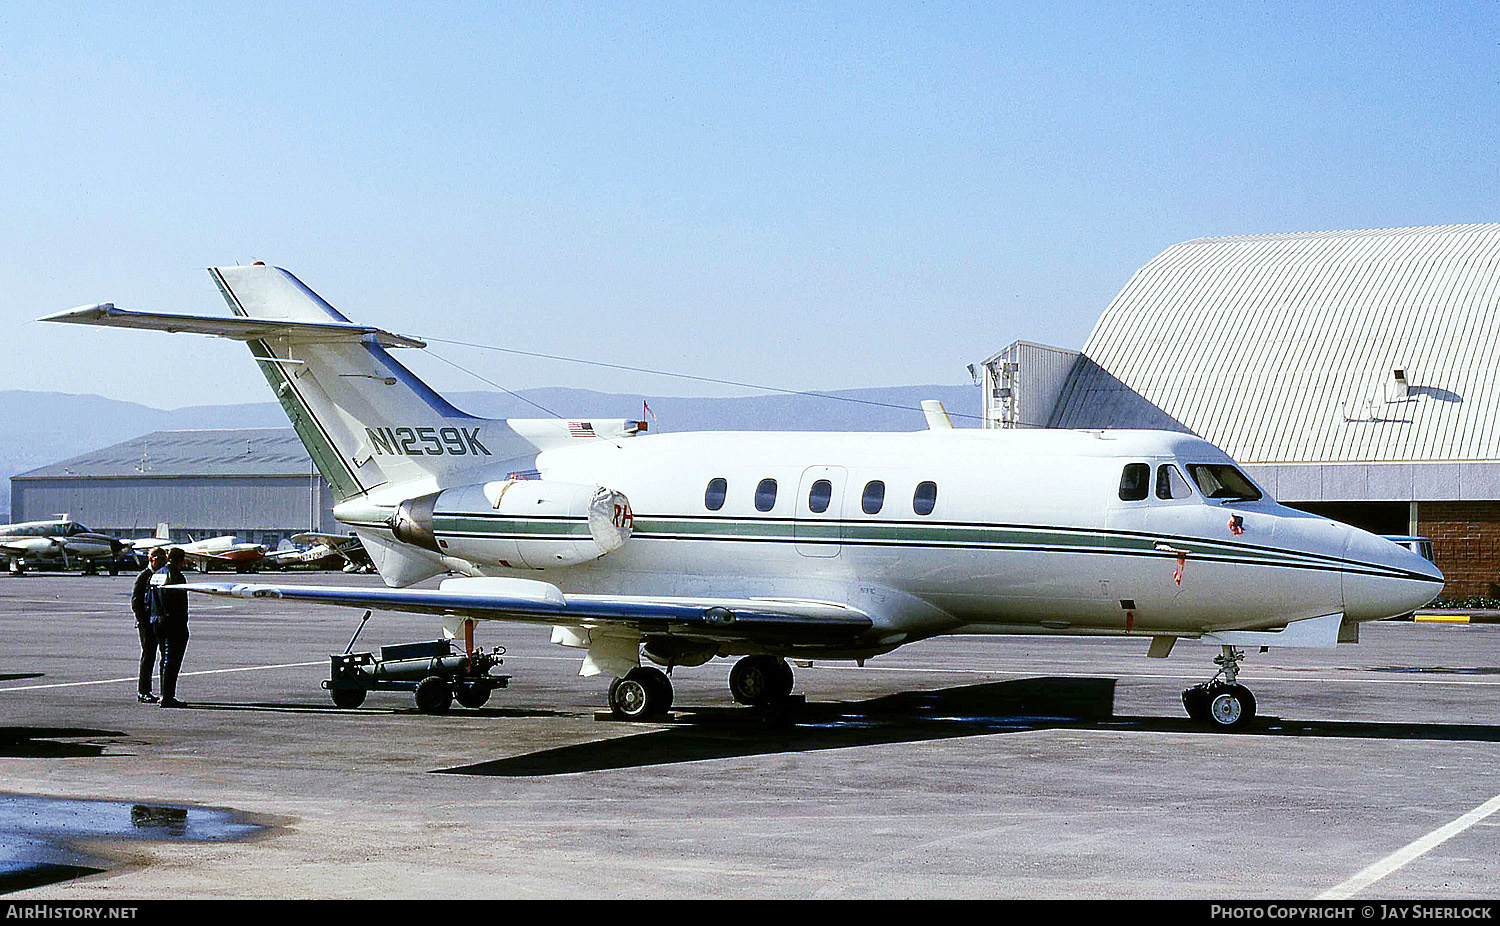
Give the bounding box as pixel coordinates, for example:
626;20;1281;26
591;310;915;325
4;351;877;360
808;479;832;514
862;480;885;515
704;477;727;511
755;478;778;512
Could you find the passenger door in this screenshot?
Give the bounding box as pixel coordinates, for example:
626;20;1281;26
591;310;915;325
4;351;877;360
794;466;845;557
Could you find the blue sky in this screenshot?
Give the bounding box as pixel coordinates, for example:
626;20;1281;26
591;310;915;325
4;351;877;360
5;1;1497;409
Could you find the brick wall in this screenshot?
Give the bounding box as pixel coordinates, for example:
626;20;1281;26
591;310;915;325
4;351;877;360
1417;502;1500;600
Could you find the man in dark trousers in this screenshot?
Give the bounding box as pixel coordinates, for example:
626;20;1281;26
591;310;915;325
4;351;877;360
129;547;165;703
148;546;191;708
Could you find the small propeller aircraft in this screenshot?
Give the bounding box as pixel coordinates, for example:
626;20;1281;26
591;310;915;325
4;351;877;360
0;516;126;574
265;532;373;573
127;524;266;572
43;265;1444;729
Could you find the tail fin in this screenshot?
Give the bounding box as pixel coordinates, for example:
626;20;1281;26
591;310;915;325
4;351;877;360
210;265;536;500
45;265;536;501
155;523;169;541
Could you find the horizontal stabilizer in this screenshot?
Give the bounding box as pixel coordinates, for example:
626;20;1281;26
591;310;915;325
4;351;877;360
184;581;874;644
40;303;426;349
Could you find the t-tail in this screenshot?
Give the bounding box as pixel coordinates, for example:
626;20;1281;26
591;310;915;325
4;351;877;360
206;264;537;500
43;264;537;504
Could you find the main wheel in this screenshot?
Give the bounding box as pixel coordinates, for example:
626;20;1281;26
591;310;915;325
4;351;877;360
1204;684;1256;730
414;676;453;714
609;666;672;720
1181;684;1211;723
729;656;794;706
330;687;366;709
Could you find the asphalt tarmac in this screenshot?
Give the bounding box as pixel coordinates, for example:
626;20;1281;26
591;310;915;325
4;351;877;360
1;572;1497;900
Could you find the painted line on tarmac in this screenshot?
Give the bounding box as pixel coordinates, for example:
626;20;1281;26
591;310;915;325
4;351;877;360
0;661;326;692
1319;792;1500;899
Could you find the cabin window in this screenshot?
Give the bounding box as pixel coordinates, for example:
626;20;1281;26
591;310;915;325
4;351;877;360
1119;463;1149;501
808;479;833;514
1155;464;1193;500
755;478;778;512
704;478;727;511
913;481;938;516
1187;464;1263;502
862;480;886;515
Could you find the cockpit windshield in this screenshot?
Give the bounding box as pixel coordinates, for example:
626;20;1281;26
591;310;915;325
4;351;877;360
1186;464;1262;502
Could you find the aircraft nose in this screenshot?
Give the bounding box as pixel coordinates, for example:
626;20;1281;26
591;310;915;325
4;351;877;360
1342;529;1445;620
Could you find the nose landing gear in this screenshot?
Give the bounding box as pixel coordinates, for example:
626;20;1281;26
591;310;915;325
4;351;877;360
1182;645;1257;731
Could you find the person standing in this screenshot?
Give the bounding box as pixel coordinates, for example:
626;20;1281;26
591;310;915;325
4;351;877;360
129;547;165;703
149;546;191;708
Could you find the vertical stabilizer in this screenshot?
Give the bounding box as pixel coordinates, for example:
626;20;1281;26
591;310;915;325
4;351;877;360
207;265;533;501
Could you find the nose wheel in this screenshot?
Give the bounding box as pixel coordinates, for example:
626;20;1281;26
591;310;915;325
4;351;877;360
1182;646;1257;730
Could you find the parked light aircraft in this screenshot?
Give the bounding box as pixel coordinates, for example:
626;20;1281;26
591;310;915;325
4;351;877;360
265;532;373;572
128;524;267;572
0;517;126;574
43;265;1445;729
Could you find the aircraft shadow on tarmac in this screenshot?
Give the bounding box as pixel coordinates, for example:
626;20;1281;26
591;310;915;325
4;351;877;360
436;676;1500;777
0;727;125;758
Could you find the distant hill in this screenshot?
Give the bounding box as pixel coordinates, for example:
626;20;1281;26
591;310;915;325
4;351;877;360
1;384;979;513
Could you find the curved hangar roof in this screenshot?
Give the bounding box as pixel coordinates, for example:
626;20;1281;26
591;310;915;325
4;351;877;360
1052;223;1500;464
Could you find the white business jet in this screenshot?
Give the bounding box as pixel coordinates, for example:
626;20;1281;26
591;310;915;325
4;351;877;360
43;265;1444;729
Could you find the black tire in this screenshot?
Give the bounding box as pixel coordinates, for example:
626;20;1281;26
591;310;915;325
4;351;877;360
1181;684;1211;723
729;656;793;706
609;667;672;720
414;676;452;714
454;683;492;709
633;666;673;714
330;687;366;709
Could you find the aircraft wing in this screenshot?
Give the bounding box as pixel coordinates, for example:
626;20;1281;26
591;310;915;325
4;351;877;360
183;578;874;645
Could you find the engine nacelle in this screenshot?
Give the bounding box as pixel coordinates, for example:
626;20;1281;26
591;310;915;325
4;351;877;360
391;479;632;569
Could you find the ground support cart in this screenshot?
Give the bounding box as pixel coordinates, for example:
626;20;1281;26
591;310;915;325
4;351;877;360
323;638;510;713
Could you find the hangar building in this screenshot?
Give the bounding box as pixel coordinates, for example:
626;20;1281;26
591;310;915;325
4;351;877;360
10;428;336;547
981;223;1500;601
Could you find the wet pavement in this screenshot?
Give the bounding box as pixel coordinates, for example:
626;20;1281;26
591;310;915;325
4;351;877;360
0;794;262;893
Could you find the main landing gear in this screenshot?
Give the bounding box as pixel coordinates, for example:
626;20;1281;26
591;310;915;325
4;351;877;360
607;655;798;720
1182;645;1256;731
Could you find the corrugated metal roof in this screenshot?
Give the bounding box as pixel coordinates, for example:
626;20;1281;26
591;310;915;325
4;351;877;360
1051;223;1500;464
14;429;318;479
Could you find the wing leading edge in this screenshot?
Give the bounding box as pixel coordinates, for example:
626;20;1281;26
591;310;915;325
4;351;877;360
184;577;874;645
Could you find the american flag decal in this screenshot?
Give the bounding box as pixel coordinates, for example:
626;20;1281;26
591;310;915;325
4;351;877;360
569;421;595;438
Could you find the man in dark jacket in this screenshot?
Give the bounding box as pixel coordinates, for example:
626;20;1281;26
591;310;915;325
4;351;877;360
148;546;191;708
129;547;166;703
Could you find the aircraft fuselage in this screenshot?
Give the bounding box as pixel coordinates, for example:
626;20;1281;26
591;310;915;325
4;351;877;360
334;426;1442;651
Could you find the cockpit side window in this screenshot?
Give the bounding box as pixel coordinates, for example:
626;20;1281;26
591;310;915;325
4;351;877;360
1155;464;1194;500
1118;463;1149;501
1187;464;1263;501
